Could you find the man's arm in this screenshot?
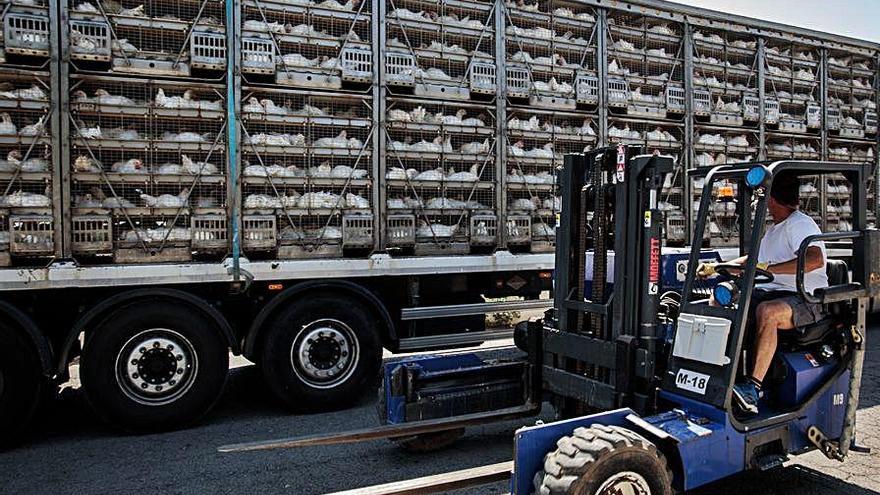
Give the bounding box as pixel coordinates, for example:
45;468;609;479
765;246;824;275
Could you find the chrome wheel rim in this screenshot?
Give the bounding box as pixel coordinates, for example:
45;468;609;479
290;319;359;389
596;471;652;495
115;328;198;406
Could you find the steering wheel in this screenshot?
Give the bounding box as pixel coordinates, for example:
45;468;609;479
715;263;775;284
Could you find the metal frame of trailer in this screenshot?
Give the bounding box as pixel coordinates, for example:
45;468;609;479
1;0;878;286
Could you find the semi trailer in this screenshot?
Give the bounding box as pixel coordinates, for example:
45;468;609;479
0;0;879;445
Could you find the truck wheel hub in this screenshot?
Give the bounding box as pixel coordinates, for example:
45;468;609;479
116;329;198;406
291;319;358;389
596;471;651;495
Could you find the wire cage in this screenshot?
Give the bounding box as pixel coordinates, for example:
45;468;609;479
504;1;597;110
693;127;759;167
241;0;372;88
691;23;759;127
67;0;227;77
386;0;495;100
241;89;374;257
68;77;228;261
605;9;684;121
608;119;684;215
826;46;877;140
764;134;821;160
0;70;54;262
690;175;741;247
763;37;821;135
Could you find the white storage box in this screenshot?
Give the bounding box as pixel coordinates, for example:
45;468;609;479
672;313;732;366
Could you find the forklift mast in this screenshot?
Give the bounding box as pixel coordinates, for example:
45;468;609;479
549;145;673;414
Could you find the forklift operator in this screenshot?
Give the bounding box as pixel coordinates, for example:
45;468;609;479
698;171;829;414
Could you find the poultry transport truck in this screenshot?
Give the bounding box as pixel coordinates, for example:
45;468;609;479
0;0;878;444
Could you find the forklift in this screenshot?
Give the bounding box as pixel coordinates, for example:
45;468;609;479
221;146;877;495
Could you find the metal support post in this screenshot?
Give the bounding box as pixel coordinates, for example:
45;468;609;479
758;38;766;161
495;0;508;249
52;0;68;258
682;20;694;244
373;0;385;251
596;9;608;148
227;0;242;278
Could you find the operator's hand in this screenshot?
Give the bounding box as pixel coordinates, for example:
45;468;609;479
696;262;717;278
756;262;770;272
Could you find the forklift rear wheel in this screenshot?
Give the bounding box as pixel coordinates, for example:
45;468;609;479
535;424;672;495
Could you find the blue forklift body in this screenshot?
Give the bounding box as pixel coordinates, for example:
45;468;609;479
509;368;850;494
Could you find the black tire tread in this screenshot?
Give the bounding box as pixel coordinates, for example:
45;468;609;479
534;424;672;495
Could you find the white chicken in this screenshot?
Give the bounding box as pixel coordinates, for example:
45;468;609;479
446;164;480;182
414;168;445;181
426;197;466;209
458;139;490;155
0;113;17;135
313;130;362;149
244;194;282;209
157;163;182;175
19;116;45;136
260;99;287;115
73;154;103;173
0;84;46;101
298;191;341;209
531;222;555;237
93;89;135;106
0;191;51;207
141;190;189;208
387;109;411;122
330;165;368;179
163;131;206;142
509;197;538;211
344;193;370;209
0;150;22;172
112;38;138;54
181;155;218;175
111;158;146;174
316;0;357;10
243;97;264;113
308;162;333;177
385;167;418;180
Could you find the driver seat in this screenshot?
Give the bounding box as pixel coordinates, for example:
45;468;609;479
779;259;850;348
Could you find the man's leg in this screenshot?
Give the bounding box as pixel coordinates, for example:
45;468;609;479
752;300;795;383
732;299;796;414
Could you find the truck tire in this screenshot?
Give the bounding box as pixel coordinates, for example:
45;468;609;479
535;424;673;495
0;323;43;448
260;294;382;411
80;301;229;432
375;378;465;453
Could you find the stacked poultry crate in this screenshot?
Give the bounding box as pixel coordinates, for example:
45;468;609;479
384;0;497;254
0;0;54;265
66;0;228;263
503;0;598;252
239;0;373;259
825;45;878;231
690;23;760;246
605;9;686;244
761;36;824;229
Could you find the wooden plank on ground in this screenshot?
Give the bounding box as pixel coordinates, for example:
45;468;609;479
325;461;513;495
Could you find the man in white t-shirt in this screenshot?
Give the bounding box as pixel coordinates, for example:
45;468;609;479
699;171;828;414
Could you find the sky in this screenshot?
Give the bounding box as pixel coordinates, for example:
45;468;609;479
670;0;880;43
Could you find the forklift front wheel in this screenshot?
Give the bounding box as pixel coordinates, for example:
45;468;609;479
535;424;673;495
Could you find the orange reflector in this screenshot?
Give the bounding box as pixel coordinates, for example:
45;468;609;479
268;284;283;291
539;271;553;279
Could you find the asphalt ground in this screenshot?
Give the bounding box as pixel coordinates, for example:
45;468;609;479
0;327;878;495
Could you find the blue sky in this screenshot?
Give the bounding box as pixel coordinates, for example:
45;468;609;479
671;0;879;43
